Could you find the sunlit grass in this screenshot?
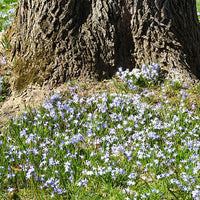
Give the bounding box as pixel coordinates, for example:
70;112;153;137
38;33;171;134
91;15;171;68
0;0;17;32
0;64;199;199
197;0;200;10
0;2;200;199
197;0;200;19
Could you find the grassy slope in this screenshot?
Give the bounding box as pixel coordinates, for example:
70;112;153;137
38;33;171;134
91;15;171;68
0;2;199;200
0;66;200;200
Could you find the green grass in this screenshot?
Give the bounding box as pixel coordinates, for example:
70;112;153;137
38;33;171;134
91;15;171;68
0;0;17;32
197;0;200;19
197;0;200;10
0;65;199;199
0;3;200;200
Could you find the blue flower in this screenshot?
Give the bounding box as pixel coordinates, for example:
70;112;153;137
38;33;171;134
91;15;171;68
77;178;88;187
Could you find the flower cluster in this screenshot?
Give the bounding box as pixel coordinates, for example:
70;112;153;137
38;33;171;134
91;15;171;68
0;1;17;31
0;78;199;199
116;63;161;89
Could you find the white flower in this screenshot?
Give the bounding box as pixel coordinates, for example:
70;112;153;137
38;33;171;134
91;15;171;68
131;68;141;79
64;161;71;172
8;187;15;193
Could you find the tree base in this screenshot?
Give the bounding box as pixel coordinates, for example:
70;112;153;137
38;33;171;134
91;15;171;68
6;0;200;91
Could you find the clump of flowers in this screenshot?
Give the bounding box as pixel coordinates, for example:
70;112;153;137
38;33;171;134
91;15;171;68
0;80;199;200
0;1;17;31
116;63;162;88
198;11;200;19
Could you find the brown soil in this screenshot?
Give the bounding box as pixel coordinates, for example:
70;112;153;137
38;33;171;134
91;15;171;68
0;76;116;130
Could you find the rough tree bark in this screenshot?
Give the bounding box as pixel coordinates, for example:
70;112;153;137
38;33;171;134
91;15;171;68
6;0;200;91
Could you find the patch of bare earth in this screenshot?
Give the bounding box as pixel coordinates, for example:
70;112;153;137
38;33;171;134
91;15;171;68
0;78;117;130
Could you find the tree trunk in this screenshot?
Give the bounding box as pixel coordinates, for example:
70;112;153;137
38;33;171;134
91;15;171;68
7;0;200;91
